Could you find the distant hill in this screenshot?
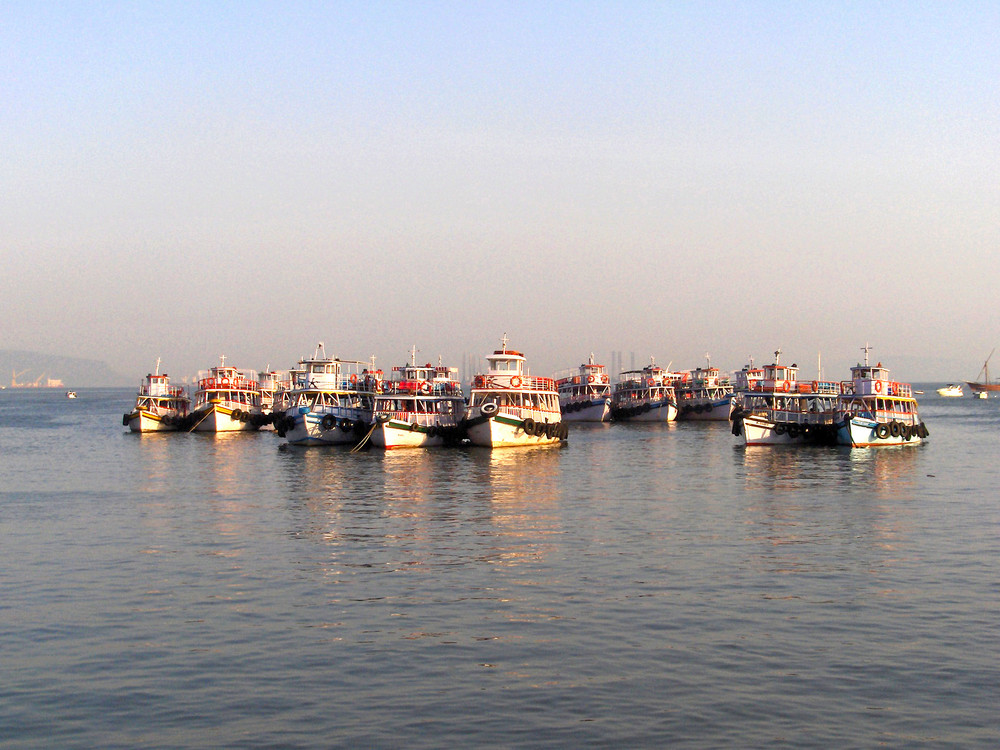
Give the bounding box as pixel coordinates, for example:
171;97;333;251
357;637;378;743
0;350;128;388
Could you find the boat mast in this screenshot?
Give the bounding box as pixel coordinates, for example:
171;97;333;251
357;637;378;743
982;348;995;384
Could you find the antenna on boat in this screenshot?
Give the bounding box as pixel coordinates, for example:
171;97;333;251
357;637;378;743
409;345;419;366
774;349;781;365
705;352;711;368
817;351;822;381
155;357;161;376
500;332;509;352
219;354;227;367
861;342;871;366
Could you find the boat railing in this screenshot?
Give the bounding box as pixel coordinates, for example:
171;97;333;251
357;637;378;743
140;384;187;398
199;376;260;392
841;380;913;398
472;375;558;392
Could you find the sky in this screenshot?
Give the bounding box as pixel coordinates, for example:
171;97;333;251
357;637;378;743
3;1;998;383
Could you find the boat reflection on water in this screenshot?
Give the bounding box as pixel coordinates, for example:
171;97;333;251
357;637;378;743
738;447;919;580
739;442;922;495
272;446;566;575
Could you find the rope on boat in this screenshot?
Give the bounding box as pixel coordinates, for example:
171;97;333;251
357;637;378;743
351;422;378;453
186;409;213;432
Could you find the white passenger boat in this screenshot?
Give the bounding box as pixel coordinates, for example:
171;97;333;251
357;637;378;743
122;359;190;432
370;352;467;449
836;346;928;447
611;358;678;422
732;358;765;395
675;355;735;421
554;354;612;422
936;384;964;397
276;343;376;446
465;336;566;447
730;351;840;446
257;368;290;430
190;356;263;432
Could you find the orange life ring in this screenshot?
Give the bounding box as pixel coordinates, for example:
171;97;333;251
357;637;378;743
781;381;790;392
350;374;358;384
875;380;882;393
602;374;609;384
221;378;230;387
588;375;595;384
510;375;522;388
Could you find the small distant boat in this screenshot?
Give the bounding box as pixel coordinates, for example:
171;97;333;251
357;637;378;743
835;346;928;447
555;353;612;422
611;357;679;422
966;349;1000;395
936;384;964;397
65;391;77;399
122;360;190;432
976;390;988;399
465;335;566;447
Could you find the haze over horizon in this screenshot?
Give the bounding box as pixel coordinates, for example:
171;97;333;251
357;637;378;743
3;2;998;383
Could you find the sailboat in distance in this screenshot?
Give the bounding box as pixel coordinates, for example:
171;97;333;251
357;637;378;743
966;348;1000;395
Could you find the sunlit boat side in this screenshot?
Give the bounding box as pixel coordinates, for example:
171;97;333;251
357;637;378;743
554;353;612;422
730;351;840;446
465;336;566;447
190;356;262;432
674;355;735;421
370;352;467;449
835;346;928;447
277;343;376;446
123;359;190;432
257;368;289;430
610;357;678;422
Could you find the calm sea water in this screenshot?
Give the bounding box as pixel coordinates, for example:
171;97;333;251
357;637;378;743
1;387;998;748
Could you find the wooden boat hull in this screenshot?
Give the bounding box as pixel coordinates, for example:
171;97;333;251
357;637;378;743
737;414;838;446
191;404;260;432
559;398;611;422
677;396;735;421
966;381;1000;393
465;411;565;448
836;416;927;447
126;409;182;433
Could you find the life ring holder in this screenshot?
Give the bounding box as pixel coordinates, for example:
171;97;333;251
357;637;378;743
874;380;883;394
509;376;522;388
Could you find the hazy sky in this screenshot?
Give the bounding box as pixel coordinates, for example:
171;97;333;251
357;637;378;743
3;1;998;382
